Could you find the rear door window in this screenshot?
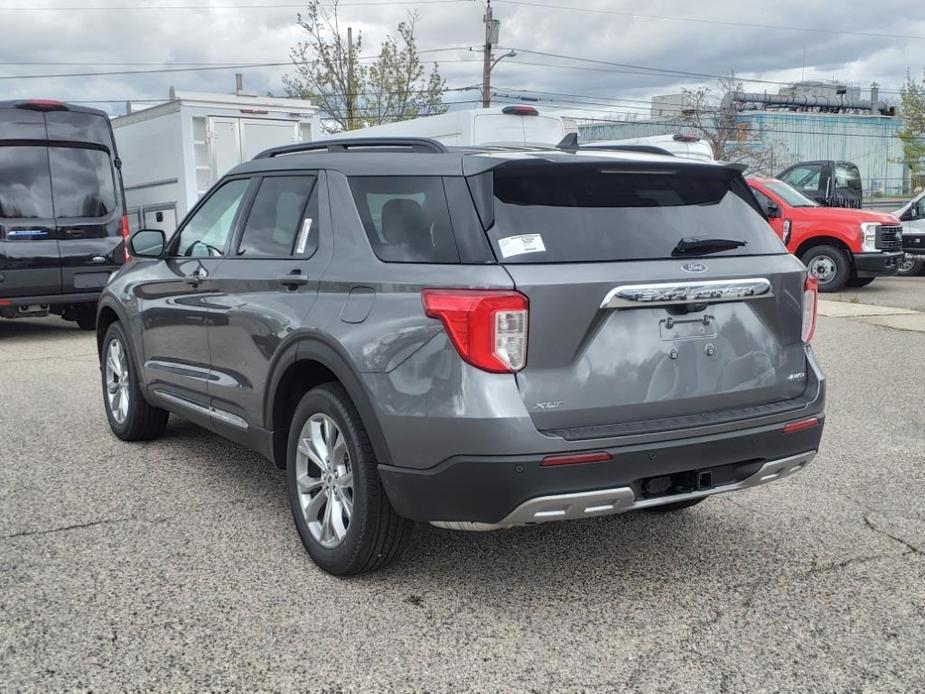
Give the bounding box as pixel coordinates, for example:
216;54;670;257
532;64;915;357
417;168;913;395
0;146;53;219
349;176;459;263
48;147;116;218
237;176;317;257
488;162;783;263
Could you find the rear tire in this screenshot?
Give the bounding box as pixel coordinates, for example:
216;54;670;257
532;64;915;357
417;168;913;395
800;244;851;293
101;322;169;441
898;256;925;277
846;276;875;288
286;383;412;575
643;497;706;513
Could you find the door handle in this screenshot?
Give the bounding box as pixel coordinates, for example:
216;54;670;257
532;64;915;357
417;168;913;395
184;268;208;285
278;270;309;289
63;229;85;239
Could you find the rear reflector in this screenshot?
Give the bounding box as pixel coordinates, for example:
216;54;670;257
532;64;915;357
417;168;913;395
16;99;68;112
423;289;528;373
502;105;539;116
802;275;818;343
783;417;819;434
542;451;613;467
0;299;11;306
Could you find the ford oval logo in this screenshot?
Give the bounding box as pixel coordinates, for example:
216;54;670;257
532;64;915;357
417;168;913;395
681;262;708;273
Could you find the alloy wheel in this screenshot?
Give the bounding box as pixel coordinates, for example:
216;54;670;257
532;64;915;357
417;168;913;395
105;338;130;424
295;413;354;548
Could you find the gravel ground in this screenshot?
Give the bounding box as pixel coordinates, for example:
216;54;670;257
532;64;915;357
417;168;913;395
1;307;924;693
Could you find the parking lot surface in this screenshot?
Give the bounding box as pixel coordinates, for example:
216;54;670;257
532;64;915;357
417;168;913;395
2;291;924;692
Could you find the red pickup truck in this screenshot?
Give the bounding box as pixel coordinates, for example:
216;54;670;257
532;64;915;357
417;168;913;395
748;176;903;292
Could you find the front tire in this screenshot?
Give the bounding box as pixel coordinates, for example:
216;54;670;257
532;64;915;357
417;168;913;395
800;244;851;292
898;256;925;277
286;383;412;575
101;322;169;441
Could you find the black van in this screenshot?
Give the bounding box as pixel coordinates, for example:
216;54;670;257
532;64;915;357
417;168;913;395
0;100;127;329
777;160;863;209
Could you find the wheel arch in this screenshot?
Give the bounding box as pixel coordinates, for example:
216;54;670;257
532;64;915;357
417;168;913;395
794;235;854;263
265;338;392;470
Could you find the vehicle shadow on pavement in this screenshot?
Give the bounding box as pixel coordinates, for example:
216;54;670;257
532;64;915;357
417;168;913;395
0;317;84;341
153;418;774;593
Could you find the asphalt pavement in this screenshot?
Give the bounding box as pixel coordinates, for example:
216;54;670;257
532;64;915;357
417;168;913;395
1;291;924;692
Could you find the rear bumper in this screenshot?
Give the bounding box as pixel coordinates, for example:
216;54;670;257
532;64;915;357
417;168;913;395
0;291;101;307
430;451;816;531
853;251;902;277
378;414;825;525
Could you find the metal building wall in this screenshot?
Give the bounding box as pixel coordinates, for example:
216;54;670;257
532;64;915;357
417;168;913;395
579;112;907;195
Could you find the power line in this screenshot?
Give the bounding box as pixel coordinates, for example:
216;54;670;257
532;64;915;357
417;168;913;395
0;56;479;81
494;0;925;42
0;0;469;9
501;47;906;95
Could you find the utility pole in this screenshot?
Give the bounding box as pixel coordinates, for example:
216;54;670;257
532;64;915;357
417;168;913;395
482;0;496;108
347;26;355;128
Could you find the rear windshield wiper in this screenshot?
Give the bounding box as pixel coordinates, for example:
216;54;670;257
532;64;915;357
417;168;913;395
672;236;747;256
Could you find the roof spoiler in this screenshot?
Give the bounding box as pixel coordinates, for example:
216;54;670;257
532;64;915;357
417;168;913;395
555;133;676;157
255;137;448;158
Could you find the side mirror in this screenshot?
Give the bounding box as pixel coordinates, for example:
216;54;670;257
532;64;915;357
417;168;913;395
129;229;166;258
765;202;782;219
900;208;916;222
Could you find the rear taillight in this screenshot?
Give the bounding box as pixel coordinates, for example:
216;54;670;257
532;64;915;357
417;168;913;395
121;214;131;262
801;275;818;343
422;289;528;373
782;219;792;246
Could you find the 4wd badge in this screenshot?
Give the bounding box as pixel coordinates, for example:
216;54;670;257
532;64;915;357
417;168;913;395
681;262;708;273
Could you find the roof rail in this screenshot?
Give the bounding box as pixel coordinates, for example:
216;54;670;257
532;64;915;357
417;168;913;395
254;137;448;159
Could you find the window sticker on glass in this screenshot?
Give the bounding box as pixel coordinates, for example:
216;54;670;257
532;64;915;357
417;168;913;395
498;233;546;258
295;218;313;255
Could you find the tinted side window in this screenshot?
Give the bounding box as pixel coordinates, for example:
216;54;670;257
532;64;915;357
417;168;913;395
751;189;773;213
0;146;53;218
780;164;823;193
175;179;249;257
348;177;459;263
48;147;116;218
237;176;316;258
835;163;862;192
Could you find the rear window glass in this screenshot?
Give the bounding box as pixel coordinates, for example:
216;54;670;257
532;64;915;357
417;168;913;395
0;146;53;218
48;147;116;218
349;176;459;263
0;145;116;219
487;162;783;263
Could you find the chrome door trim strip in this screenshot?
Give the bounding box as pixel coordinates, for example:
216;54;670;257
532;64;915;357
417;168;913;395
600;277;773;308
153;390;249;430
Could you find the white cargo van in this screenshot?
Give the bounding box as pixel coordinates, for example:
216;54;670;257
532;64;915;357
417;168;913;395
590;134;715;162
113;89;320;234
329;105;566;148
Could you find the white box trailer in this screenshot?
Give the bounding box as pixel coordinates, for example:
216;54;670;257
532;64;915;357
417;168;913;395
327;105;567;148
112;89;319;234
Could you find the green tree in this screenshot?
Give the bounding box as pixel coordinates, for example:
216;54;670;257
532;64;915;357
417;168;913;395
899;71;925;184
283;0;448;132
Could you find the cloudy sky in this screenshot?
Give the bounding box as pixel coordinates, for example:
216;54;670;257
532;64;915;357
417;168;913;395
0;0;922;119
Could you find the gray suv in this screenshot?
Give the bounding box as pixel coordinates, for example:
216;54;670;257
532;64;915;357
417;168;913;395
97;138;825;575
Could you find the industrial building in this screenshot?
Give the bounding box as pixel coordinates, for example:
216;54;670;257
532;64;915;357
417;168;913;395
579;81;910;196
